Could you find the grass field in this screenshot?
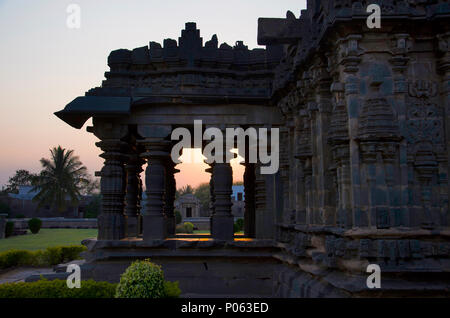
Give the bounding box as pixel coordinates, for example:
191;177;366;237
0;229;98;252
0;229;245;253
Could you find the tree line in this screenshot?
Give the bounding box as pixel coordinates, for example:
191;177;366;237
2;146;99;213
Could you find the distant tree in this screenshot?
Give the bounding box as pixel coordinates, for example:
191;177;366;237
32;146;88;212
5;169;38;193
84;194;101;218
176;185;194;199
81;175;100;195
194;183;210;213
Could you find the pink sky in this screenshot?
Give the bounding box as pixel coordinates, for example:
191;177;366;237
0;0;305;190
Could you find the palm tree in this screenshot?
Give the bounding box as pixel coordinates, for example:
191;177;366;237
32;146;88;212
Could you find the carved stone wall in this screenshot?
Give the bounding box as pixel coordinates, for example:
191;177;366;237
261;0;450;297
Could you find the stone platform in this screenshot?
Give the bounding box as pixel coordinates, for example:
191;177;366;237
79;238;280;298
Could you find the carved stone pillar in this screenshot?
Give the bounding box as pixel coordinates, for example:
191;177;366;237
328;81;352;228
124;154;144;238
243;162;256;237
96;139;128;240
296;108;313;225
206;164;215;217
165;161;178;237
211;161;234;240
338;34;364;227
357;81;401;229
279;127;290;225
437;32;450;227
140;140;169;241
389;33;411;227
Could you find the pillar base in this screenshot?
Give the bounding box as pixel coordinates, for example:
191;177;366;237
97;214;125;240
143;215;167;241
166;216;176;237
211;215;234;240
125;215;139;238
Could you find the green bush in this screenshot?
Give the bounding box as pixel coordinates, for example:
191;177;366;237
44;245;86;265
115;259;166;298
234;218;244;233
0;279;117;298
0;245;87;269
164;280;181;298
0;250;34;269
175;222;194;234
175;210;182;224
183;222;194;233
28;218;42;234
5;221;14;238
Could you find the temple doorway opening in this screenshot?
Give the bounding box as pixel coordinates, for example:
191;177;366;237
173;147;245;235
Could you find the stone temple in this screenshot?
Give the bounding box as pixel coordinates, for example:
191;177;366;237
55;1;450;297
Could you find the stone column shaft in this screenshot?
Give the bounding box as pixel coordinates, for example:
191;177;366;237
96;140;128;240
124;154;144;238
211;162;234;240
165;163;178;236
244;162;256;237
140;140;169;241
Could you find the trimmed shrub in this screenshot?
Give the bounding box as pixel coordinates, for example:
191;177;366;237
0;250;34;269
175;210;182;224
175;222;194;234
5;221;14;238
164;280;181;298
0;279;116;298
234;218;244;233
44;245;86;265
0;245;87;269
28;218;42;234
115;259;166;298
60;246;86;262
183;222;194;233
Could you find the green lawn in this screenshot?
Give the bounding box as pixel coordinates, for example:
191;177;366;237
0;229;97;252
193;230;210;234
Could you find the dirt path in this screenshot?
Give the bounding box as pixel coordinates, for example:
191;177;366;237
0;267;53;284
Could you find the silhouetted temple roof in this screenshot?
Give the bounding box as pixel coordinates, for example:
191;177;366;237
55;22;283;128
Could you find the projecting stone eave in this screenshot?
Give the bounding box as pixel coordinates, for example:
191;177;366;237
54;96;132;129
55;92;275;129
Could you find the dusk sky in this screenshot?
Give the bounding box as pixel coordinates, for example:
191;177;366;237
0;0;306;189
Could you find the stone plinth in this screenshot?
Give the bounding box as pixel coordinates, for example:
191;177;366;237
80;238;278;298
